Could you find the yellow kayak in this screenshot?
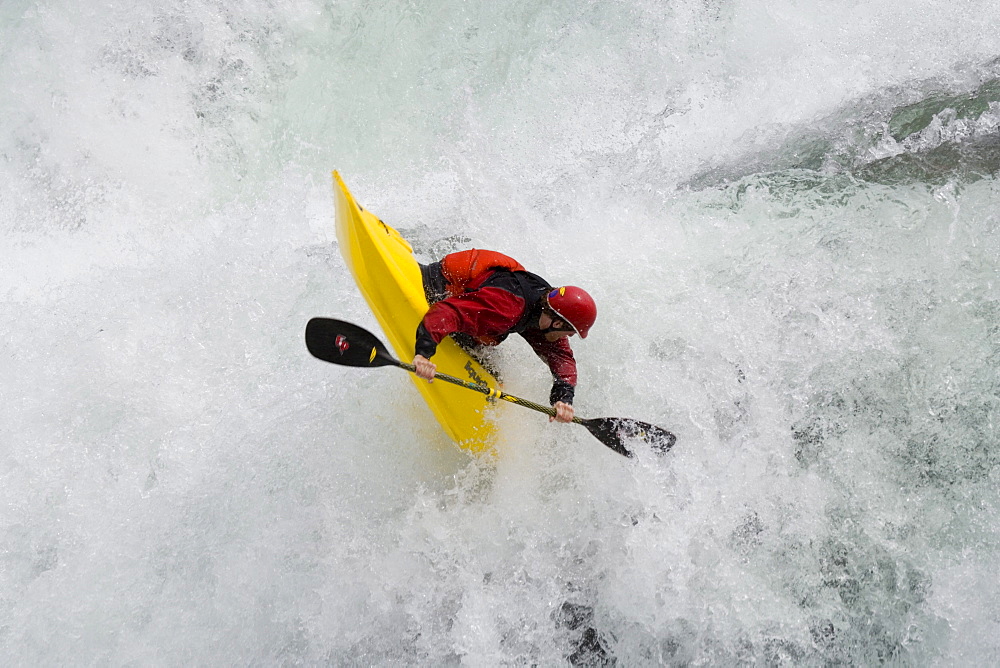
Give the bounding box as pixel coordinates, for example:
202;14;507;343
332;171;499;452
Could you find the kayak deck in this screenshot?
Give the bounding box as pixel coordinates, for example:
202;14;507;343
332;171;500;452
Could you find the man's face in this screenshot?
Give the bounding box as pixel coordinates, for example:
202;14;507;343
541;313;576;342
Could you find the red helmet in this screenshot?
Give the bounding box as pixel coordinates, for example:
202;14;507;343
545;286;597;338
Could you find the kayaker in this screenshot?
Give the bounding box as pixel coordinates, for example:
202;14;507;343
413;249;597;424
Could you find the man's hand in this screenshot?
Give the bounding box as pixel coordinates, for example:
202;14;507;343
413;354;437;382
550;401;574;423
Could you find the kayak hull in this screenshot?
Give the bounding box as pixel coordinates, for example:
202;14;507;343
332;171;499;452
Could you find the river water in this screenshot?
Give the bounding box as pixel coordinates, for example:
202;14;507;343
3;0;999;664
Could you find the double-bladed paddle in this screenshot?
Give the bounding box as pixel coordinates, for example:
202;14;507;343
305;317;676;458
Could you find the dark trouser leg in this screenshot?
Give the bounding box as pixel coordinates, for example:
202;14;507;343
420;262;449;304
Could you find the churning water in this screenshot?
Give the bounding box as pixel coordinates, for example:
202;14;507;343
3;0;1000;664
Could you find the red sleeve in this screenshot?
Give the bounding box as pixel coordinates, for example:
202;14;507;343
415;287;526;357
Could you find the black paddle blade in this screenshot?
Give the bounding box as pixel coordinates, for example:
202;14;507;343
305;318;400;368
581;417;677;458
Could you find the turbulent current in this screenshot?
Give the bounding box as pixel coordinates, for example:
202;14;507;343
3;0;1000;664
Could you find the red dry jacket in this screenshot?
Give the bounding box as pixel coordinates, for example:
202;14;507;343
439;249;525;297
416;259;577;405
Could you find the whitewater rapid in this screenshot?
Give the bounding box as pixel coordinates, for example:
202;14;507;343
3;0;1000;664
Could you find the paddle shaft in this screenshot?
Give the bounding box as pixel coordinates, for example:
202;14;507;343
397;361;580;424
